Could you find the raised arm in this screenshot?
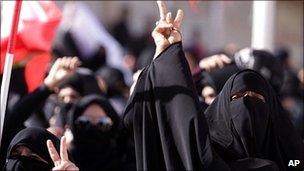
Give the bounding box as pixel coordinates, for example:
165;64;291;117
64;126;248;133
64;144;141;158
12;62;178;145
7;57;81;127
0;57;80;168
152;1;183;58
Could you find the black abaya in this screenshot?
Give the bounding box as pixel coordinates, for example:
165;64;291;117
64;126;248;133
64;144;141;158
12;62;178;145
205;69;304;171
123;42;229;170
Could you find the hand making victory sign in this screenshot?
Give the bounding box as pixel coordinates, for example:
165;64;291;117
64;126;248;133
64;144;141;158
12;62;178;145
152;1;184;58
47;136;79;171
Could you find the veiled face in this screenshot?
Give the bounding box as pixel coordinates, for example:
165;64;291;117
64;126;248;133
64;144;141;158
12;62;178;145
81;103;108;125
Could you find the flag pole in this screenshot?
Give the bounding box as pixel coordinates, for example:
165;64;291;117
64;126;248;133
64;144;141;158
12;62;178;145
0;0;23;148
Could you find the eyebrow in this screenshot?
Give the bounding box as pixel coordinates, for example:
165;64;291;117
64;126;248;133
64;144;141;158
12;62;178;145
231;90;266;103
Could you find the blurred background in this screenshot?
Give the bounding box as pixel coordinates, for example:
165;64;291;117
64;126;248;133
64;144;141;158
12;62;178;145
1;1;303;91
55;1;303;70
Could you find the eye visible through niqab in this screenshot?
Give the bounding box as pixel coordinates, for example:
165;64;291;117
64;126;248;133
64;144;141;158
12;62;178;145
231;90;266;103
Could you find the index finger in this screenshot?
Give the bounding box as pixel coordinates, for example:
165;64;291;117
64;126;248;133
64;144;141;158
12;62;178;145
47;140;61;166
60;136;69;161
157;1;168;20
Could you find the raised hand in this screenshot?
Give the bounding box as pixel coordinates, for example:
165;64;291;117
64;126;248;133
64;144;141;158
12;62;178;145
47;136;79;171
152;1;184;58
199;54;232;71
44;57;81;91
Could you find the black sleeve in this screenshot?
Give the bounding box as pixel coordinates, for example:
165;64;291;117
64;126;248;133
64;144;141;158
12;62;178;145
7;84;52;127
151;42;229;170
124;42;230;170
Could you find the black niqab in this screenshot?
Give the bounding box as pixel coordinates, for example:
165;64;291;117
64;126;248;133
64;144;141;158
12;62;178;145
4;127;60;171
68;95;122;171
205;69;304;170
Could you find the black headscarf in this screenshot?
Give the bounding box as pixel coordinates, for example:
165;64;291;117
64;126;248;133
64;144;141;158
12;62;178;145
234;48;284;93
59;68;103;96
205;69;304;170
123;42;229;170
196;63;239;94
95;66;127;97
67;95;122;171
4;127;60;171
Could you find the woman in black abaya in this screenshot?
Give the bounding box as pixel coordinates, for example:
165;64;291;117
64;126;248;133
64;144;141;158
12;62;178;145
66;95;133;170
205;69;304;170
123;1;229;170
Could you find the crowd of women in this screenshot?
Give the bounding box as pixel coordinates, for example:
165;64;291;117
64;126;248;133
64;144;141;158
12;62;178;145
1;1;303;171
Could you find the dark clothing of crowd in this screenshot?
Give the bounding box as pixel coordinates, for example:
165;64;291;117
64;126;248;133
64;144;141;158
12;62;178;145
0;12;303;171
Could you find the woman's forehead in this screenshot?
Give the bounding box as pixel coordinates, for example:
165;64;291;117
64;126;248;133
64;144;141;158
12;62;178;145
82;103;107;118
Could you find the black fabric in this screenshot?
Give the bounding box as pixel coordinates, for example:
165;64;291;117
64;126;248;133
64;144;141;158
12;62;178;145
81;46;107;71
205;69;304;170
59;68;103;96
197;63;239;94
229;158;279;171
67;95;124;171
0;85;52;168
5;67;28;97
52;101;73;128
3;127;60;171
234;49;283;93
95;66;127;97
123;42;230;170
280;69;301;97
137;44;156;69
4;156;51;171
52;29;81;59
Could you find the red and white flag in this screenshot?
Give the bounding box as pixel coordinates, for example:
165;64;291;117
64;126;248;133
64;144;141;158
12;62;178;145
0;1;62;91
